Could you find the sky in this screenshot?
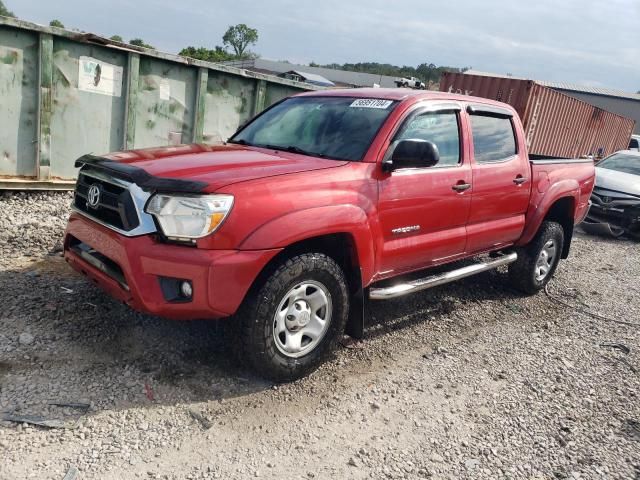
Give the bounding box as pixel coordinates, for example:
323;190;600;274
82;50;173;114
11;0;640;92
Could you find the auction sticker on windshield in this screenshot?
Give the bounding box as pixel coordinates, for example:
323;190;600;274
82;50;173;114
350;99;393;109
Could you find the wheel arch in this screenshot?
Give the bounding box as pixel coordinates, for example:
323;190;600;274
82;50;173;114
243;231;369;340
239;205;376;282
517;181;579;258
543;196;575;258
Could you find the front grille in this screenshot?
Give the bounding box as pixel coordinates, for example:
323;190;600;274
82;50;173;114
74;169;140;231
591;187;640;205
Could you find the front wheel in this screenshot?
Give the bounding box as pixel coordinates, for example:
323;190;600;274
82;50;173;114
508;221;564;294
236;253;349;382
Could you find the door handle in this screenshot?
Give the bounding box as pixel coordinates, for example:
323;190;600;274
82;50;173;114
513;176;528;185
452;182;471;192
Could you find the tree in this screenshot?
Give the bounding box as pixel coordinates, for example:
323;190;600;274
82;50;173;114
109;35;123;42
222;24;258;58
178;46;234;63
0;0;15;17
129;38;154;49
49;19;65;28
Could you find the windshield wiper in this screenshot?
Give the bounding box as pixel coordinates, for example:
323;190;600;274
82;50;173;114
260;144;328;159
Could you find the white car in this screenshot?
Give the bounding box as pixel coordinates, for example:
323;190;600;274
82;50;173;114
629;134;639;151
582;150;640;239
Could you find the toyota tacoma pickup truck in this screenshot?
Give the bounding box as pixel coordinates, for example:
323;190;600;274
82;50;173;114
64;88;595;381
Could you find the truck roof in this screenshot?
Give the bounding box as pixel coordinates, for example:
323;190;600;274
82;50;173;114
295;87;508;107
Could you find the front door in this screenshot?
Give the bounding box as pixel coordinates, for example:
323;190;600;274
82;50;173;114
377;105;472;277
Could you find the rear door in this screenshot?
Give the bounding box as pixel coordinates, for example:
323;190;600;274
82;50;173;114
466;104;531;253
376;103;472;276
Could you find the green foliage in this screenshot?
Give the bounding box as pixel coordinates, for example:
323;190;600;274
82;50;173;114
0;0;15;17
317;61;468;85
222;24;258;58
179;24;259;63
178;46;235;63
109;35;123;42
49;19;65;28
129;38;154;49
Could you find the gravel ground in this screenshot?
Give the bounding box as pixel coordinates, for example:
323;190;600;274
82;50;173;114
0;192;639;480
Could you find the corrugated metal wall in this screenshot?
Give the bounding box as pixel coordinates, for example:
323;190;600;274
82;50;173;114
0;18;317;189
555;89;640;135
441;72;635;158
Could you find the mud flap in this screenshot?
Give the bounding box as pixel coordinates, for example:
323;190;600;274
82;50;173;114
345;268;367;340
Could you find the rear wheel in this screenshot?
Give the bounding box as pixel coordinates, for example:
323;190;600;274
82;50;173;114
508;221;564;294
236;253;349;382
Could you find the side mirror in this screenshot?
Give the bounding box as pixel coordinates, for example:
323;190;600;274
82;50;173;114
383;139;440;172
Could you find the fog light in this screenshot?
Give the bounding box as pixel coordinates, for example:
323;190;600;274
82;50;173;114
180;281;193;298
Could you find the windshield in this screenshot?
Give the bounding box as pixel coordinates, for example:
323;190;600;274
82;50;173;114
598;153;640;176
229;96;398;161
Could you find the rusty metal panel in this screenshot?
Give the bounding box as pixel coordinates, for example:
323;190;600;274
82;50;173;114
201;71;256;143
0;26;38;178
523;83;590;158
49;38;127;179
441;72;534;116
440;72;635;158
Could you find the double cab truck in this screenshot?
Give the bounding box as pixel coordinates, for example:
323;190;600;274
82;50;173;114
64;89;595;381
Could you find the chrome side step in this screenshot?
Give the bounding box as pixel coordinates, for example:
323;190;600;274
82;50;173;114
369;252;518;300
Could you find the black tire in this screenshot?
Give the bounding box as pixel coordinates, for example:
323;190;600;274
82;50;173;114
508;221;564;294
235;253;349;382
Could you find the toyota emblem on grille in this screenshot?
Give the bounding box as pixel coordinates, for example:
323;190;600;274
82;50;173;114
601;196;611;204
87;184;101;208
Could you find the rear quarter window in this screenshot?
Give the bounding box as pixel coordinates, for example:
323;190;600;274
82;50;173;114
470;114;517;163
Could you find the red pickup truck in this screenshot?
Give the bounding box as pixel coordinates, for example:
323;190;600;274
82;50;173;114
64;88;594;381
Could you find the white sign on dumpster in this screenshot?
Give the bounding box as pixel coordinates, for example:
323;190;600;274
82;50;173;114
159;78;171;101
78;56;123;97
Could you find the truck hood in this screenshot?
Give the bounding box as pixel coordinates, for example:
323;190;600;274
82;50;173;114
595;167;640;196
102;144;348;191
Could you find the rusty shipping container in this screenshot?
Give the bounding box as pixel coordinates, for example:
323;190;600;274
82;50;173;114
440;72;636;158
0;17;319;190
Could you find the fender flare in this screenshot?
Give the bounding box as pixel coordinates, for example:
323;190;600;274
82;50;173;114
517;179;579;247
239;204;377;284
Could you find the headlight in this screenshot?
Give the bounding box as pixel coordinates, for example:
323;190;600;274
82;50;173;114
145;194;234;240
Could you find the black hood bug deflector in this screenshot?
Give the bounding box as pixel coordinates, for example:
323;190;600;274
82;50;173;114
74;154;208;193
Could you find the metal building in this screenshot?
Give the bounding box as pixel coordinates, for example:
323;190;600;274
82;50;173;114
221;58;399;88
279;70;335;87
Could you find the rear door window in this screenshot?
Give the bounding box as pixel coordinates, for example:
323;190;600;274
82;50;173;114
470;114;517;163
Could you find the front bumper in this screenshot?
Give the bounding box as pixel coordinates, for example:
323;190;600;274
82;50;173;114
63;212;281;320
583;199;640;239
